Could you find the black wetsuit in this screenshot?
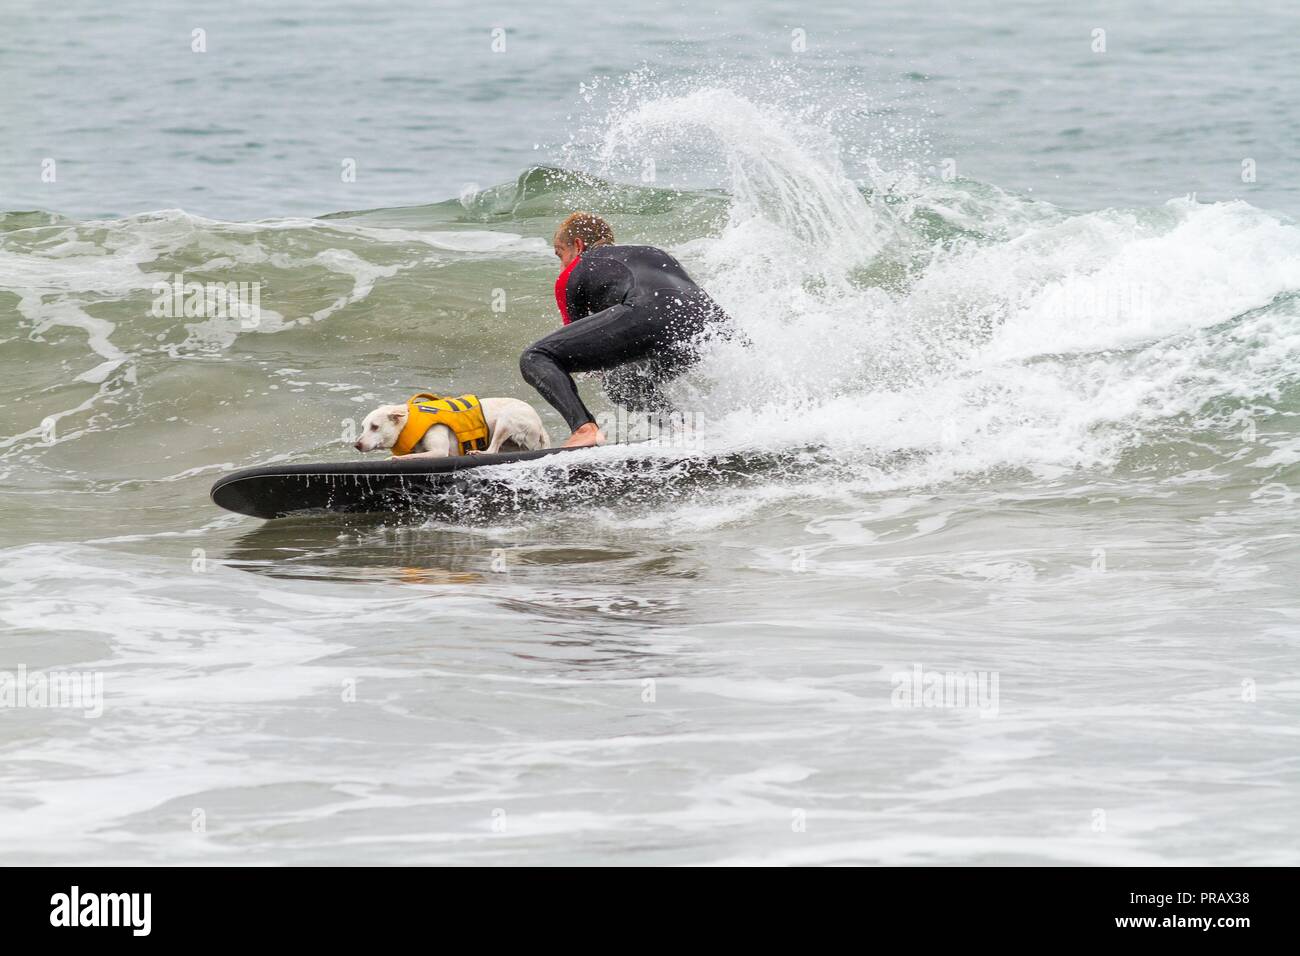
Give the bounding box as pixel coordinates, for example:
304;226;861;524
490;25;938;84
520;244;729;432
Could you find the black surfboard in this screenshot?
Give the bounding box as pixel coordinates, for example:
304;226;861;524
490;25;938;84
210;446;592;520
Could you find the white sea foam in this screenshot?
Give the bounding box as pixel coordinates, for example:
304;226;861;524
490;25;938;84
584;89;1300;508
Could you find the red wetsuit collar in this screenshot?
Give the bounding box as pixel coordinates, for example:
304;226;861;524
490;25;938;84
555;254;581;325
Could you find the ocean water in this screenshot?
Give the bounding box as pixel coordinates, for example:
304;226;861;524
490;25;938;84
1;0;1298;865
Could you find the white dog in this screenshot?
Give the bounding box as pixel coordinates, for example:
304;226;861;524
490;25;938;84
354;395;550;459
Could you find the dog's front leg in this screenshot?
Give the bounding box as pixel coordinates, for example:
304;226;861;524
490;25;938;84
405;426;456;459
477;426;512;454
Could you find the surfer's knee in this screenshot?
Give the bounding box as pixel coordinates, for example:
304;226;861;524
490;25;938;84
519;344;551;386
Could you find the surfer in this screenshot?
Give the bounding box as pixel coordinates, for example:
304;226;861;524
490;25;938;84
519;212;730;447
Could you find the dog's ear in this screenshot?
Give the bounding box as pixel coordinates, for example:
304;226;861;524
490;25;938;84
386;409;405;425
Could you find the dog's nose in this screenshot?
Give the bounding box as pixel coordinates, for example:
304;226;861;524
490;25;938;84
353;440;363;451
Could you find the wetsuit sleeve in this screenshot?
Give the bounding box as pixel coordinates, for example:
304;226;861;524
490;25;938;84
567;254;634;322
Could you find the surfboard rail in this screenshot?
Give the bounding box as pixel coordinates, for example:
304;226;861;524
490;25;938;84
210;445;586;519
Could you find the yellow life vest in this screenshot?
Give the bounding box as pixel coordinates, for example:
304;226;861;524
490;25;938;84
391;393;490;456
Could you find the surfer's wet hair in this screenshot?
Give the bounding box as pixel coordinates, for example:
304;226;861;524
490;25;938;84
554;212;614;249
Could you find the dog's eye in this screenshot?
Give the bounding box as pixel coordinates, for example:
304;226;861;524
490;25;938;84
369;423;378;430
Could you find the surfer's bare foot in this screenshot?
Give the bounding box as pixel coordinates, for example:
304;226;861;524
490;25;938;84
562;422;604;448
